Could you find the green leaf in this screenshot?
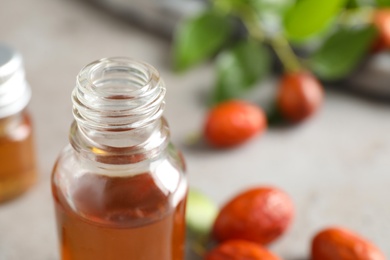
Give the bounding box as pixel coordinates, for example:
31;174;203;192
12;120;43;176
186;189;218;236
376;0;390;6
252;0;293;15
283;0;348;41
172;11;231;72
211;41;271;104
216;0;291;14
346;0;358;8
309;26;377;80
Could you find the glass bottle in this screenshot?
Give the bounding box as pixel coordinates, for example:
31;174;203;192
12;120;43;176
0;44;37;202
51;57;187;260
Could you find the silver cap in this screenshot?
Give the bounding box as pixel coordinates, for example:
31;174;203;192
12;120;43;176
0;44;31;118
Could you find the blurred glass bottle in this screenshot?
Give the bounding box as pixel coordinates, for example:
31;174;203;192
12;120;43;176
52;57;187;260
0;44;37;202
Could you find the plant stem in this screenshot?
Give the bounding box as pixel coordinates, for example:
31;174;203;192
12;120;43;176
241;12;265;42
191;241;207;257
268;34;302;72
239;8;302;73
191;235;208;257
212;0;232;15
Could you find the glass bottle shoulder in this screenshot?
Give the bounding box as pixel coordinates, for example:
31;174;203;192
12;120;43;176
52;143;187;228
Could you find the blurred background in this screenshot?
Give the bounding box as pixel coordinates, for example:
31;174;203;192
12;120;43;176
1;0;390;259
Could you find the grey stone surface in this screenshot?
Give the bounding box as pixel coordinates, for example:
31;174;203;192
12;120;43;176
1;0;390;259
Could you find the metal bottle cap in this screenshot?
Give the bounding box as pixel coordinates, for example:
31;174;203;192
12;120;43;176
0;44;31;118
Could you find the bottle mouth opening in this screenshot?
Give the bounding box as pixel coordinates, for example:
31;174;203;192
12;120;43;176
85;57;155;97
73;57;166;130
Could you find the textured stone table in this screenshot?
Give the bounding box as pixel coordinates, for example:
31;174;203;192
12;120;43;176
1;0;390;259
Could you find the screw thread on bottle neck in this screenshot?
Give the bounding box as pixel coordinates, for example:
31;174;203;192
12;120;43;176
70;57;168;158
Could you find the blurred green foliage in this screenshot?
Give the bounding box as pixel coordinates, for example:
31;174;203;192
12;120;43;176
186;189;218;236
172;0;389;104
284;0;347;41
213;41;271;103
309;26;377;80
173;10;231;71
377;0;390;7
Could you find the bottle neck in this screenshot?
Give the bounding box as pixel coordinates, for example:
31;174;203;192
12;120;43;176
69;57;169;164
0;44;31;119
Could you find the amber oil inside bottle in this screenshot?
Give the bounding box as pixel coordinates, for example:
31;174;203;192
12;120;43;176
52;58;187;260
0;45;37;202
0;111;37;202
53;171;186;260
